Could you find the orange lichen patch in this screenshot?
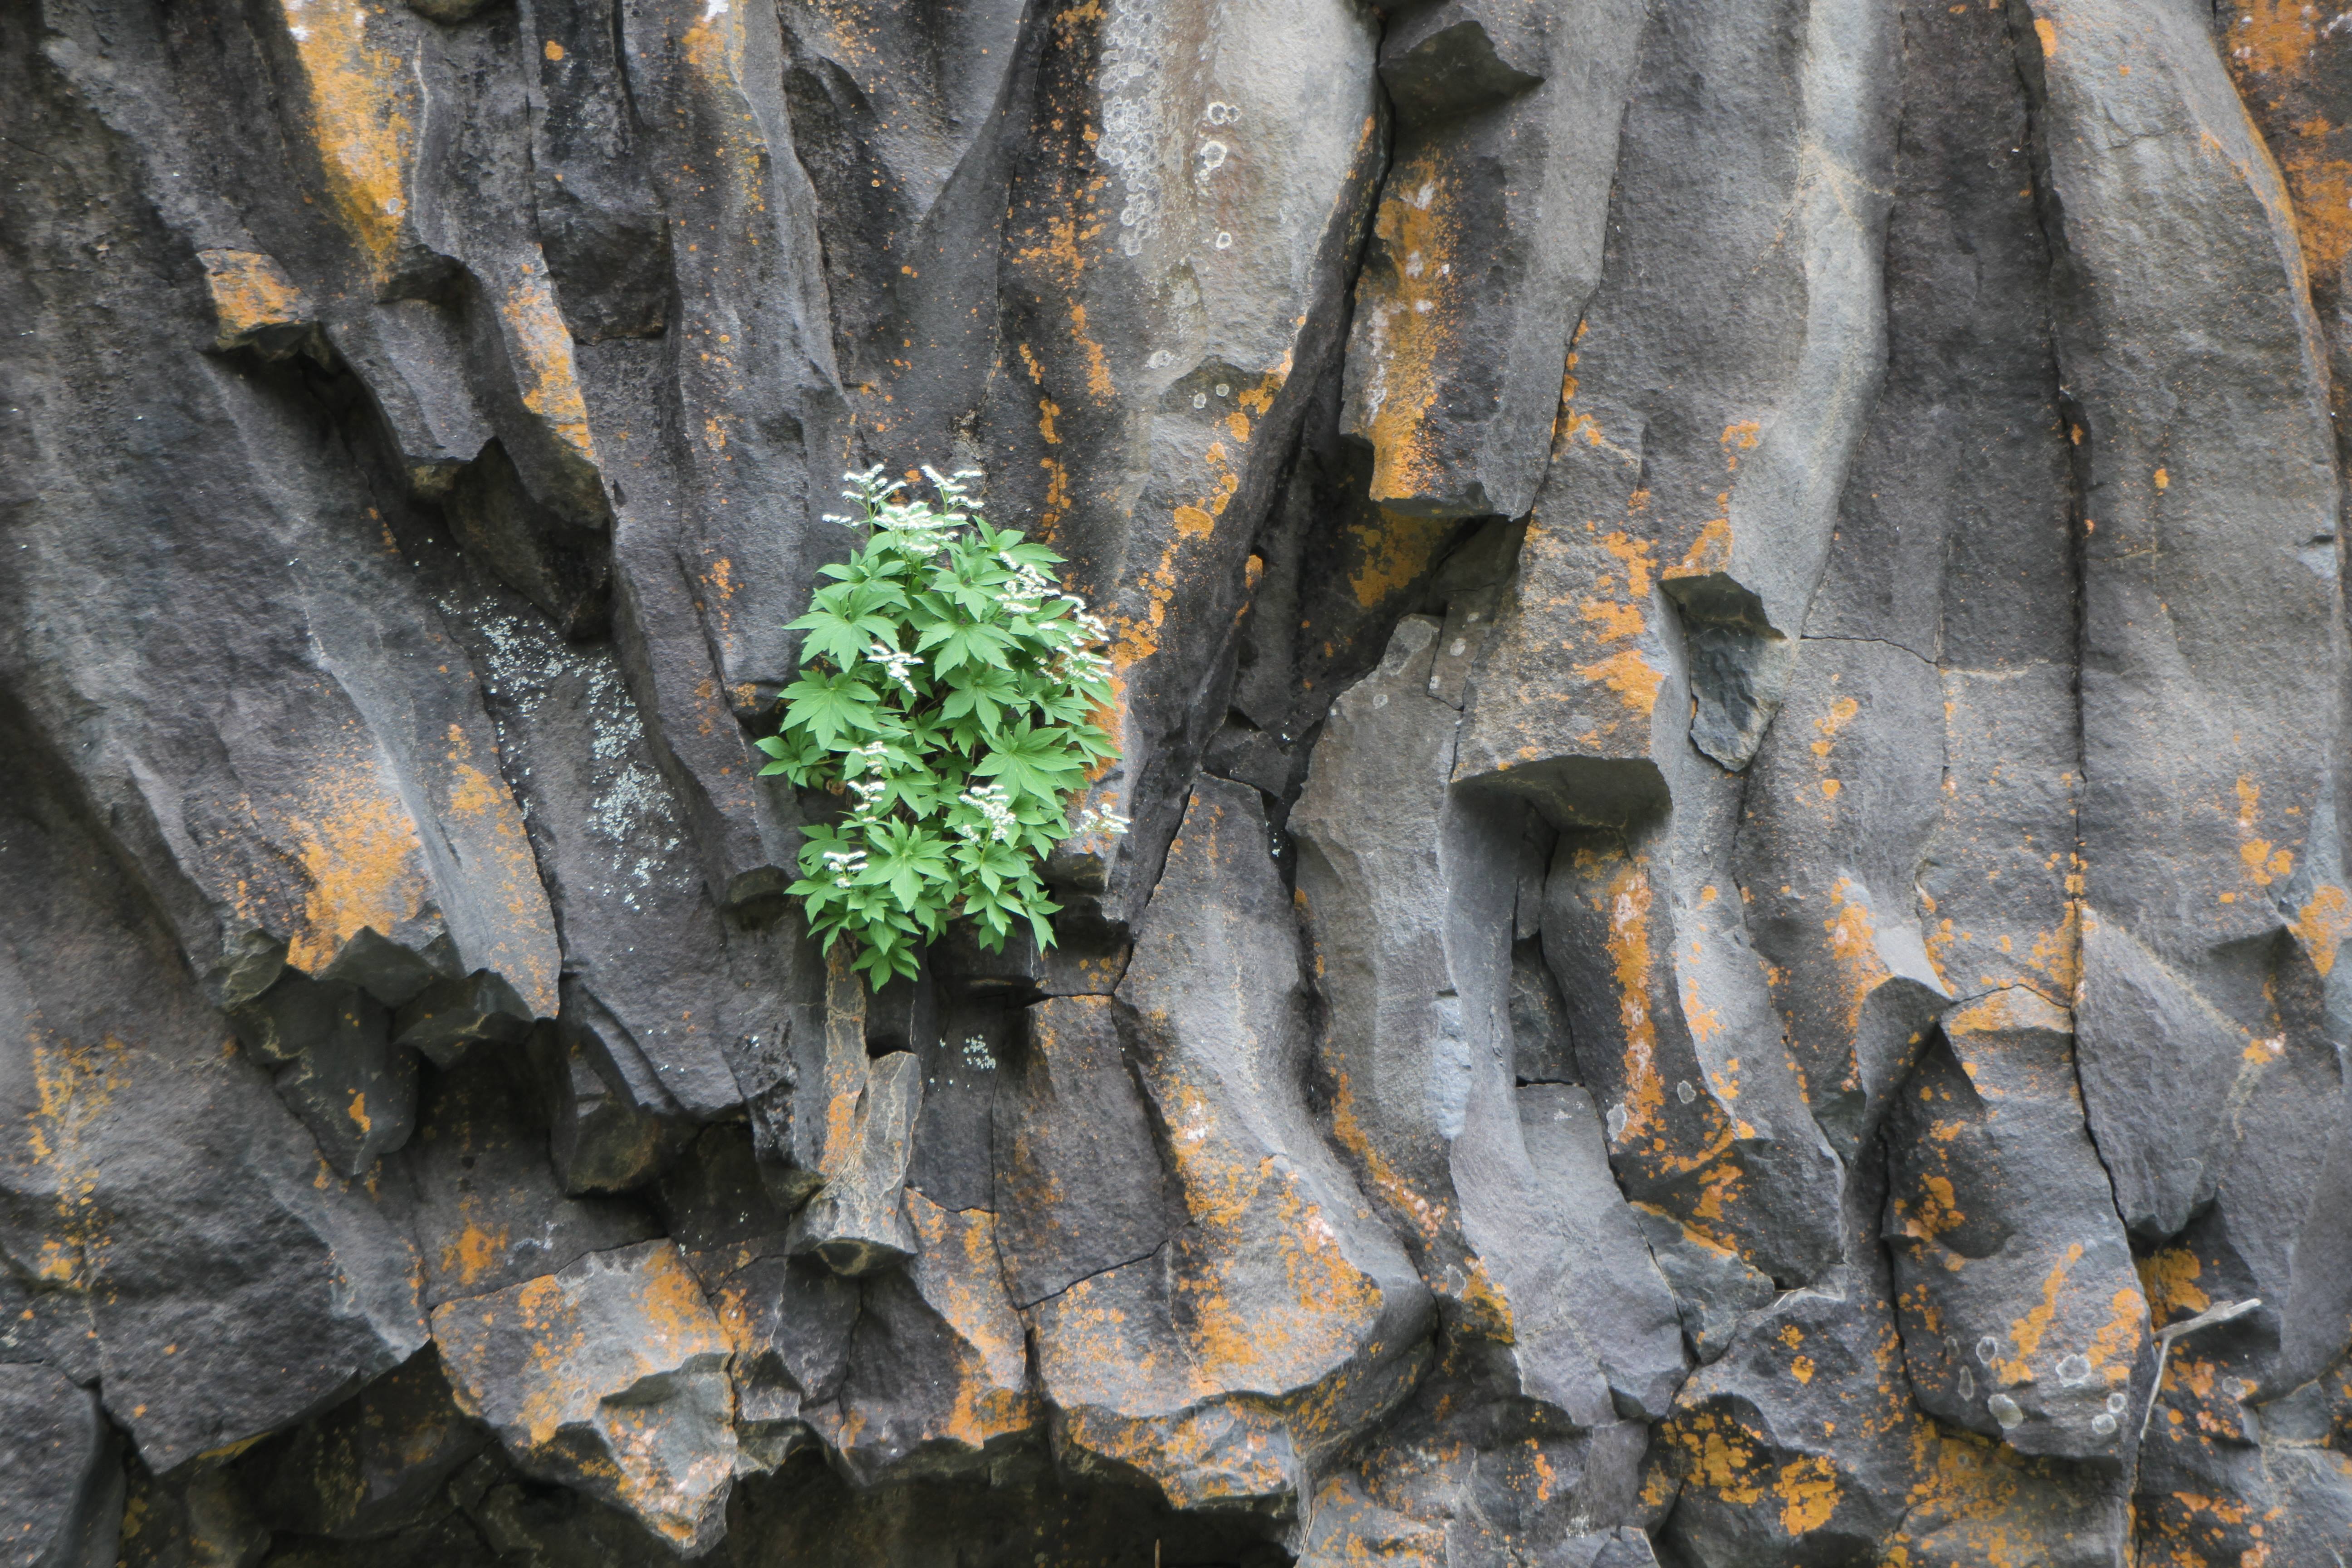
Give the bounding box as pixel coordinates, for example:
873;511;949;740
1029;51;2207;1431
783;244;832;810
1576;649;1663;717
23;1031;131;1288
433;1240;732;1549
196;250;313;348
2275;144;2352;287
1812;695;1862;755
1599;530;1657;598
1039;455;1072;531
1945;985;2068;1043
1356;151;1460;506
819;946;868;1171
2137;1247;2212;1320
1344;509;1457;611
280;773;433;974
900;1192;1041;1448
2034;16;2056;57
2235;775;2260;828
274;0;416;280
1069;303;1115;403
1925;914;1957;991
1684;973;1724;1044
1551;348;1608;454
1582;596;1645;642
1775;1453;1836;1533
1328;1065;1447;1248
1891;1416;2102;1564
1893;1174;1966;1243
501;266;597;464
1601;856;1667;1144
2228;0;2321;79
1667;514;1734;579
1108;541;1180;675
2238;837;2294;886
1007;207;1116;413
1104;375;1277;681
2023;899;2083;998
1032;1084;1413;1508
440;727;559;1014
2084;1286;2148;1385
1720;420;1763;467
1824;879;1894;1040
1675;1412;1765;1506
2290;883;2352;975
1663;1409;1850;1540
442;1212;511;1289
680;0;749;81
1996;1242;2085;1383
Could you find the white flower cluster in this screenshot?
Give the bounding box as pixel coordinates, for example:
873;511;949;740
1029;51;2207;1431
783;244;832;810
843;741;895;813
867;638;921;694
821;847;868;888
1059;644;1113;685
1038;603;1113;690
958;782;1018;843
828;466;991;561
999;560;1055;617
1073;805;1131;838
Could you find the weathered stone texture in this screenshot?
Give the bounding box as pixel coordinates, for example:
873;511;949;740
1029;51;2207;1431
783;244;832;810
6;0;2352;1561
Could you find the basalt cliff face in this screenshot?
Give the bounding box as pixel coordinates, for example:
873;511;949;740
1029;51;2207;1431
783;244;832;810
5;1;2352;1565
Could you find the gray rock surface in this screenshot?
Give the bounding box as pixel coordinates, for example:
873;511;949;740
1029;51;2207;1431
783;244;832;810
5;0;2352;1559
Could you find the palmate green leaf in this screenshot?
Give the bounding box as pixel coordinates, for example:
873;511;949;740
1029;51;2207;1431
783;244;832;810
857;818;954;909
1029;685;1101;728
915;612;1016;676
969;723;1089;804
780;669;887;749
789;600;896;669
951;835;1033;895
753;729;828;784
938;664;1023;735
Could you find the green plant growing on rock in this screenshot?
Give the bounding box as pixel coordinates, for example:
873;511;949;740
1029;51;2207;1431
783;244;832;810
760;466;1125;983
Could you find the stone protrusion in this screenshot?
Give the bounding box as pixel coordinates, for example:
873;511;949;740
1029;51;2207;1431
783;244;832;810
1294;616;1686;1440
247;1347;489;1541
1883;990;2148;1459
1735;639;1951;1161
1342;0;1646;522
656;1127;855;1472
392;970;534;1070
787;1050;922;1278
1030;778;1434;1512
266;985;419;1177
0;1364;122;1568
993;996;1181;1310
431;1239;738;1555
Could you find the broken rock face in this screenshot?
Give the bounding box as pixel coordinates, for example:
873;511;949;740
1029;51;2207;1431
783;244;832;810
431;1240;736;1554
6;0;2352;1561
1022;779;1435;1512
